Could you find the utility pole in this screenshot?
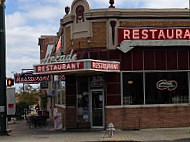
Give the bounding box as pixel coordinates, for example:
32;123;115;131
0;0;7;135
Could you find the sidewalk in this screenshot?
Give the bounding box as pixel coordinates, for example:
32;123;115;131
1;119;190;142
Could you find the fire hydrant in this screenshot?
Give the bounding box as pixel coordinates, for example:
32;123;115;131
107;122;115;138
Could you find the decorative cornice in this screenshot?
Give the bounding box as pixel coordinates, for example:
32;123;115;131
60;8;190;26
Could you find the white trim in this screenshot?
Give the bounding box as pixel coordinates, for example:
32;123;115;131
90;89;105;129
55;104;66;109
120;72;123;105
105;104;190;109
117;40;190;53
143;72;146;105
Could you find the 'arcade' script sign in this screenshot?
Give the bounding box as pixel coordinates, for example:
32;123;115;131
41;50;77;64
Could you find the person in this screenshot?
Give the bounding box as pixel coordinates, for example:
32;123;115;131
35;105;40;112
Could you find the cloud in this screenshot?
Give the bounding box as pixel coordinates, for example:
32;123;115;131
114;0;188;8
5;0;189;88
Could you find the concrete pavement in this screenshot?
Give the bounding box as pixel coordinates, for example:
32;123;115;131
1;119;190;142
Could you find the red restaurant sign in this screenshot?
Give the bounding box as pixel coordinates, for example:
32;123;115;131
35;62;84;74
118;27;190;44
91;61;120;71
34;60;120;74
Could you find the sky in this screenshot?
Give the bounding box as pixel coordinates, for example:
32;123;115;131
4;0;189;90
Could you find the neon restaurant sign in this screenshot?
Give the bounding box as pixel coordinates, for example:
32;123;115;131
14;72;50;84
118;27;190;43
156;80;178;91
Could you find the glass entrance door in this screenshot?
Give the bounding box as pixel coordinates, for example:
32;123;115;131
91;90;104;128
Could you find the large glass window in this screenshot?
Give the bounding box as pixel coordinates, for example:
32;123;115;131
77;76;89;126
55;81;66;105
145;72;189;104
123;73;144;105
122;72;189;105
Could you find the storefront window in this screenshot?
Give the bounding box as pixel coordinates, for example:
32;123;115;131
77;76;89;126
55;81;66;105
122;72;189;105
123;73;144;105
145;72;189;104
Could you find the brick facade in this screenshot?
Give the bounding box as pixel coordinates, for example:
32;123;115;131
64;22;107;51
38;0;190;130
106;106;190;129
66;107;77;129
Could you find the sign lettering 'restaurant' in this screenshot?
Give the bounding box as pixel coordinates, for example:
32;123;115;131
35;62;84;74
91;61;120;71
14;72;50;84
118;28;190;44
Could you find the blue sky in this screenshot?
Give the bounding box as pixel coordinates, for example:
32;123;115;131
4;0;189;90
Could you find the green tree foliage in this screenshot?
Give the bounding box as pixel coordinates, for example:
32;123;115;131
16;85;41;106
41;95;47;110
16;101;29;119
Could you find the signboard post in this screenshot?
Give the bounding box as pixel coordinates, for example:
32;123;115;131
0;0;7;135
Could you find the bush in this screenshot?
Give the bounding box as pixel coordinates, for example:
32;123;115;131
16;101;29;120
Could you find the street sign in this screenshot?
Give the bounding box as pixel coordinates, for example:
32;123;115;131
0;106;5;112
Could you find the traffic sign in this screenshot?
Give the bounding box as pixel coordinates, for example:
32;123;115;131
7;78;14;87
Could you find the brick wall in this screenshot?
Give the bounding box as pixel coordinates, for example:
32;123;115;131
91;22;107;48
106;105;190;130
39;36;57;59
64;22;107;52
66;106;77;129
55;105;77;129
65;26;71;51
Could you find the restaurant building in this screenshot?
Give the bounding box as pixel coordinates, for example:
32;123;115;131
35;0;190;130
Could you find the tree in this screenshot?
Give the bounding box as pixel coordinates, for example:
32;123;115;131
16;85;41;106
16;101;29;119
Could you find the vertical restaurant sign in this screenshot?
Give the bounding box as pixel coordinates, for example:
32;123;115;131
118;28;190;44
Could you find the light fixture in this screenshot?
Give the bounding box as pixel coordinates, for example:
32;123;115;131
128;80;133;84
